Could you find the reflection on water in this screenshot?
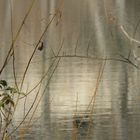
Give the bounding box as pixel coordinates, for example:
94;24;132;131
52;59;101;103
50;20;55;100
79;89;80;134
0;0;140;140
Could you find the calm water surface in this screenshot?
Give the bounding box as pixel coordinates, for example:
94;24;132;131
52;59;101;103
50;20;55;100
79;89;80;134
0;0;140;140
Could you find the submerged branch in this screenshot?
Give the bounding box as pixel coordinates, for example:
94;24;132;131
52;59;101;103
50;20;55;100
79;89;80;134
42;54;139;69
120;25;140;44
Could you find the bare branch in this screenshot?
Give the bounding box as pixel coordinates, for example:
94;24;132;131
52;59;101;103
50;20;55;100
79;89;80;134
120;26;140;44
0;0;36;75
44;54;139;69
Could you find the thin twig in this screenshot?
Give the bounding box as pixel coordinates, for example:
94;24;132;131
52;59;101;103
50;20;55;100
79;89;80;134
8;82;42;137
119;54;138;68
87;34;94;57
0;0;36;75
75;37;79;56
86;59;107;139
10;0;19;90
120;25;140;44
30;96;54;126
19;0;65;90
23;85;29;117
3;1;37;133
19;38;64;99
19;13;57;90
8;57;61;137
8;36;64;136
12;51;19;90
77;59;106;130
41;54;138;68
25;58;61;131
133;18;140;39
13;8;60;119
0;113;2;133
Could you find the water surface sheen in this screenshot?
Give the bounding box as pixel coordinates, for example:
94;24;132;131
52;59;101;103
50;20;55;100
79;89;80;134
0;0;140;140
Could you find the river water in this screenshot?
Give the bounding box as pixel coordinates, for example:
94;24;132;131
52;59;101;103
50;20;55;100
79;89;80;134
0;0;140;140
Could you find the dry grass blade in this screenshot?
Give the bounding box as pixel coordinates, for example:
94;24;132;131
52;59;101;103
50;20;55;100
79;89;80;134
19;0;65;91
0;0;36;75
20;38;64;99
26;58;61;129
7;83;42;138
8;58;61;137
8;37;64;137
10;0;17;90
12;1;64;128
85;59;107;139
76;59;106;131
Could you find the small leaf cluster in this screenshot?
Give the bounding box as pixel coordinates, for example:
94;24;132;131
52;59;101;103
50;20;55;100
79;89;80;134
0;80;25;110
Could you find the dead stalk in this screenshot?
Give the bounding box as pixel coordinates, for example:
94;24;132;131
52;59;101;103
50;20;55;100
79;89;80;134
8;37;64;137
85;59;106;139
0;0;36;76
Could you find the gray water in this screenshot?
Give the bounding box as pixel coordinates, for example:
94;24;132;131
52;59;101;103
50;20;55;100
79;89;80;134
0;0;140;140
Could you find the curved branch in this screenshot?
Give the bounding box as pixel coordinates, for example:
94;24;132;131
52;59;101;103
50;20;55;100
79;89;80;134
120;26;140;44
40;54;138;68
